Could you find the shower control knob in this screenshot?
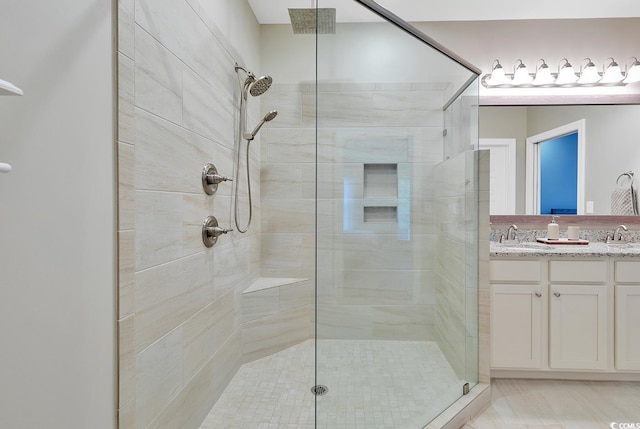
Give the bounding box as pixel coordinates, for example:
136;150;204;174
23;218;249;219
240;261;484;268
206;173;232;185
202;216;233;247
202;163;231;195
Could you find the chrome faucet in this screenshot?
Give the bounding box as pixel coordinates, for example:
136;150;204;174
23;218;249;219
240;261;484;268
613;224;628;242
506;224;518;241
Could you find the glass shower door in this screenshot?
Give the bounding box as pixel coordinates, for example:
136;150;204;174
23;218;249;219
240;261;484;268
314;1;480;427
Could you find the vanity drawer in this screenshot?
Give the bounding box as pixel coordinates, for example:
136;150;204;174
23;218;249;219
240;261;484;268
549;260;607;283
615;261;640;283
490;260;541;282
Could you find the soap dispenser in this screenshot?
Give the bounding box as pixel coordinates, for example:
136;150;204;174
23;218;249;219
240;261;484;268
547;215;560;240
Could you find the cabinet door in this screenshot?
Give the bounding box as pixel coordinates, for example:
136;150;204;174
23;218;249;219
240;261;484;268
491;284;542;369
549;284;608;370
615;285;640;371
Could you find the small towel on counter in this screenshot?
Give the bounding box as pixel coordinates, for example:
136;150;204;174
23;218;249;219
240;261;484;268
611;171;638;215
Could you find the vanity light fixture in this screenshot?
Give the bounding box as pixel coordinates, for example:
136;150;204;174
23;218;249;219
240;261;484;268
555;58;579;85
623;57;640;84
576;58;600;84
486;59;509;86
512;59;533;85
600;57;624;84
532;59;555;86
482;56;640;88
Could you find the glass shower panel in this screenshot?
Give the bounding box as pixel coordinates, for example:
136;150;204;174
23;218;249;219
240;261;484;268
315;1;479;427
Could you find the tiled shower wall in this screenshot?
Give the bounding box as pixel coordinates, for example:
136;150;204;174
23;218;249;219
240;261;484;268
117;0;260;428
261;82;450;341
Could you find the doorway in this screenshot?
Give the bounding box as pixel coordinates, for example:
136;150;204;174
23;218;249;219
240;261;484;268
525;119;586;215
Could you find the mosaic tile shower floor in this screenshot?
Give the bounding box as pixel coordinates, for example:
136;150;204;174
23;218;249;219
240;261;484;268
200;339;464;429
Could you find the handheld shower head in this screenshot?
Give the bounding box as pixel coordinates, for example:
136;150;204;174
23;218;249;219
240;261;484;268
249;76;273;96
244;110;278;141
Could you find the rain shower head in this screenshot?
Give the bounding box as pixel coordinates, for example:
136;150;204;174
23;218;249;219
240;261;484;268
244;110;278;141
288;8;336;34
249;76;273;96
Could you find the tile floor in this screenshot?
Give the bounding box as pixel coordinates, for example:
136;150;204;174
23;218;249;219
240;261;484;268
464;378;640;429
200;339;466;429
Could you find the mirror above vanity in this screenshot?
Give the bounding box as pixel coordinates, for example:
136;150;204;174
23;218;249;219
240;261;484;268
480;103;640;216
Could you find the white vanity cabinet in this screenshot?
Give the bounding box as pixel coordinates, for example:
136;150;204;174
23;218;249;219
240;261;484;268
614;261;640;371
490;258;617;374
491;283;543;369
490;260;543;369
548;261;608;371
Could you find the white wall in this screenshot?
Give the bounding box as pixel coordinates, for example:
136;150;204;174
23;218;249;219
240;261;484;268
0;1;115;428
479;107;528;212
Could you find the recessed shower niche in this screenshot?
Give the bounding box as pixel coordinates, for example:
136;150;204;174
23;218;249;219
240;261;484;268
363;163;398;223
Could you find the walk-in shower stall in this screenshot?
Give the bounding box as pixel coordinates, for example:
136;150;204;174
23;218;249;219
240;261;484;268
118;1;482;428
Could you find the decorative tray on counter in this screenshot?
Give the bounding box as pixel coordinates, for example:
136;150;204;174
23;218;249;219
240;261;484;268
536;238;590;245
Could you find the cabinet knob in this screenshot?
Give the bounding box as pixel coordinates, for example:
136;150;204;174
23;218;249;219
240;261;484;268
554;292;561;297
535;292;542;298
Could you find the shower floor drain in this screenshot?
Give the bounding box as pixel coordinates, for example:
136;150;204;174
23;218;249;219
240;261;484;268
311;385;328;396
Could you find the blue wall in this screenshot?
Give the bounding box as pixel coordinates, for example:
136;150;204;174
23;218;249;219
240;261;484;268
540;133;578;215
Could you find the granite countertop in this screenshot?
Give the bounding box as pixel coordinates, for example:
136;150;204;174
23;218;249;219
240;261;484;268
490;241;640;258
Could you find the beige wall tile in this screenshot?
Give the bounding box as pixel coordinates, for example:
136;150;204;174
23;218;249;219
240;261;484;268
182;194;215;258
118;397;135;429
339;269;413;305
261;197;315;234
119;230;135;318
261;90;303;127
135;327;184;429
372;91;442;126
135;190;183;270
118;142;134;230
147;332;241;429
135;0;236;95
303;92;374;126
372;305;435;340
317;304;373;340
118;53;135;144
243;306;311;362
261;163;303;198
119;315;135;407
134;26;183;124
146;355;216;429
135;252;215;353
183;68;235;149
242;287;279;323
211;331;242;402
183;291;236;380
279;280;312;312
117;0;134;59
135;108;215;194
213;237;251;298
